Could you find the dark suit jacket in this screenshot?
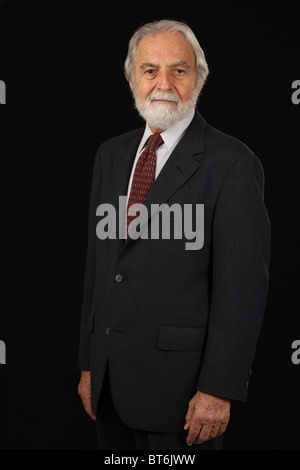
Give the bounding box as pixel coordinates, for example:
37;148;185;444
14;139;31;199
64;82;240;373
77;110;270;433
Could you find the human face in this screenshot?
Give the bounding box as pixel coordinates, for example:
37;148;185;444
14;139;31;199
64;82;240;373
130;31;201;133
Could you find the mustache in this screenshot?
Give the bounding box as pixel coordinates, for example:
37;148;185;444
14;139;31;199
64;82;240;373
147;91;180;103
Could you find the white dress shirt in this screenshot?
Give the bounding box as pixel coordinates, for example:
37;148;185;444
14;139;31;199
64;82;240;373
126;109;195;206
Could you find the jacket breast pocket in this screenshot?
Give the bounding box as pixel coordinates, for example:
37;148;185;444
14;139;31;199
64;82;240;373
157;325;207;351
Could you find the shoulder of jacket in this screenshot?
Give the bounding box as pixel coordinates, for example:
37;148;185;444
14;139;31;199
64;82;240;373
206;122;255;158
204;124;267;192
203;121;265;174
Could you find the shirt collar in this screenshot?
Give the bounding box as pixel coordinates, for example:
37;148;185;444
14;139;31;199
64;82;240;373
137;108;195;155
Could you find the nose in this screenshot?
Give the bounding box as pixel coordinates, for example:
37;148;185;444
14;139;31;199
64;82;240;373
156;69;173;91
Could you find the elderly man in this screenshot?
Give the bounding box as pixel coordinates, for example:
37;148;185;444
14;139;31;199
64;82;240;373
77;19;270;450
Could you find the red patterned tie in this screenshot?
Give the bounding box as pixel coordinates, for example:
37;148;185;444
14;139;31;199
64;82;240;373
126;132;164;238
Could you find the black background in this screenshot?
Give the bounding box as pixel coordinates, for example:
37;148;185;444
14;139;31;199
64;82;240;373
0;0;299;450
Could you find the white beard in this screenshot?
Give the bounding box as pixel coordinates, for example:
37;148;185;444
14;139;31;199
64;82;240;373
132;87;200;130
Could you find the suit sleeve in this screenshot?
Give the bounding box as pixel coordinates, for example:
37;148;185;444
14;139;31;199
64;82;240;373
77;148;102;370
197;153;271;401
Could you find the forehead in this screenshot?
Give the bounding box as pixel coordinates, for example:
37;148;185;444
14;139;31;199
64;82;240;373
135;31;196;67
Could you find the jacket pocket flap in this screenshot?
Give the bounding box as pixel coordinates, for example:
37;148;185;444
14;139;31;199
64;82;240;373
157;326;207;351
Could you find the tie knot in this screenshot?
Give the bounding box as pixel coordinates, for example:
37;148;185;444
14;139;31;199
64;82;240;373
146;133;164;152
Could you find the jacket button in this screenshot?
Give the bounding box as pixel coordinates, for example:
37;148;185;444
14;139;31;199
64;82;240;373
106;327;110;335
115;273;123;283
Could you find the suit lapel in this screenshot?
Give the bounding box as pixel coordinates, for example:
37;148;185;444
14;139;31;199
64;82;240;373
143;111;206;207
120;110;206;249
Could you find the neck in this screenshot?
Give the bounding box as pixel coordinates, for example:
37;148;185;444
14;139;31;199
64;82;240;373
149;126;165;134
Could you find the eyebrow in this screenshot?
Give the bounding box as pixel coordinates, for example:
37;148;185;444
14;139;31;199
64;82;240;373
140;60;192;70
140;62;157;70
169;60;191;68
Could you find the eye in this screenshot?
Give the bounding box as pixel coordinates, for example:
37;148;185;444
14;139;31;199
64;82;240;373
175;68;185;75
145;69;156;75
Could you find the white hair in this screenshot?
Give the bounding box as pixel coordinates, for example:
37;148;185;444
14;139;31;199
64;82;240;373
124;19;209;88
